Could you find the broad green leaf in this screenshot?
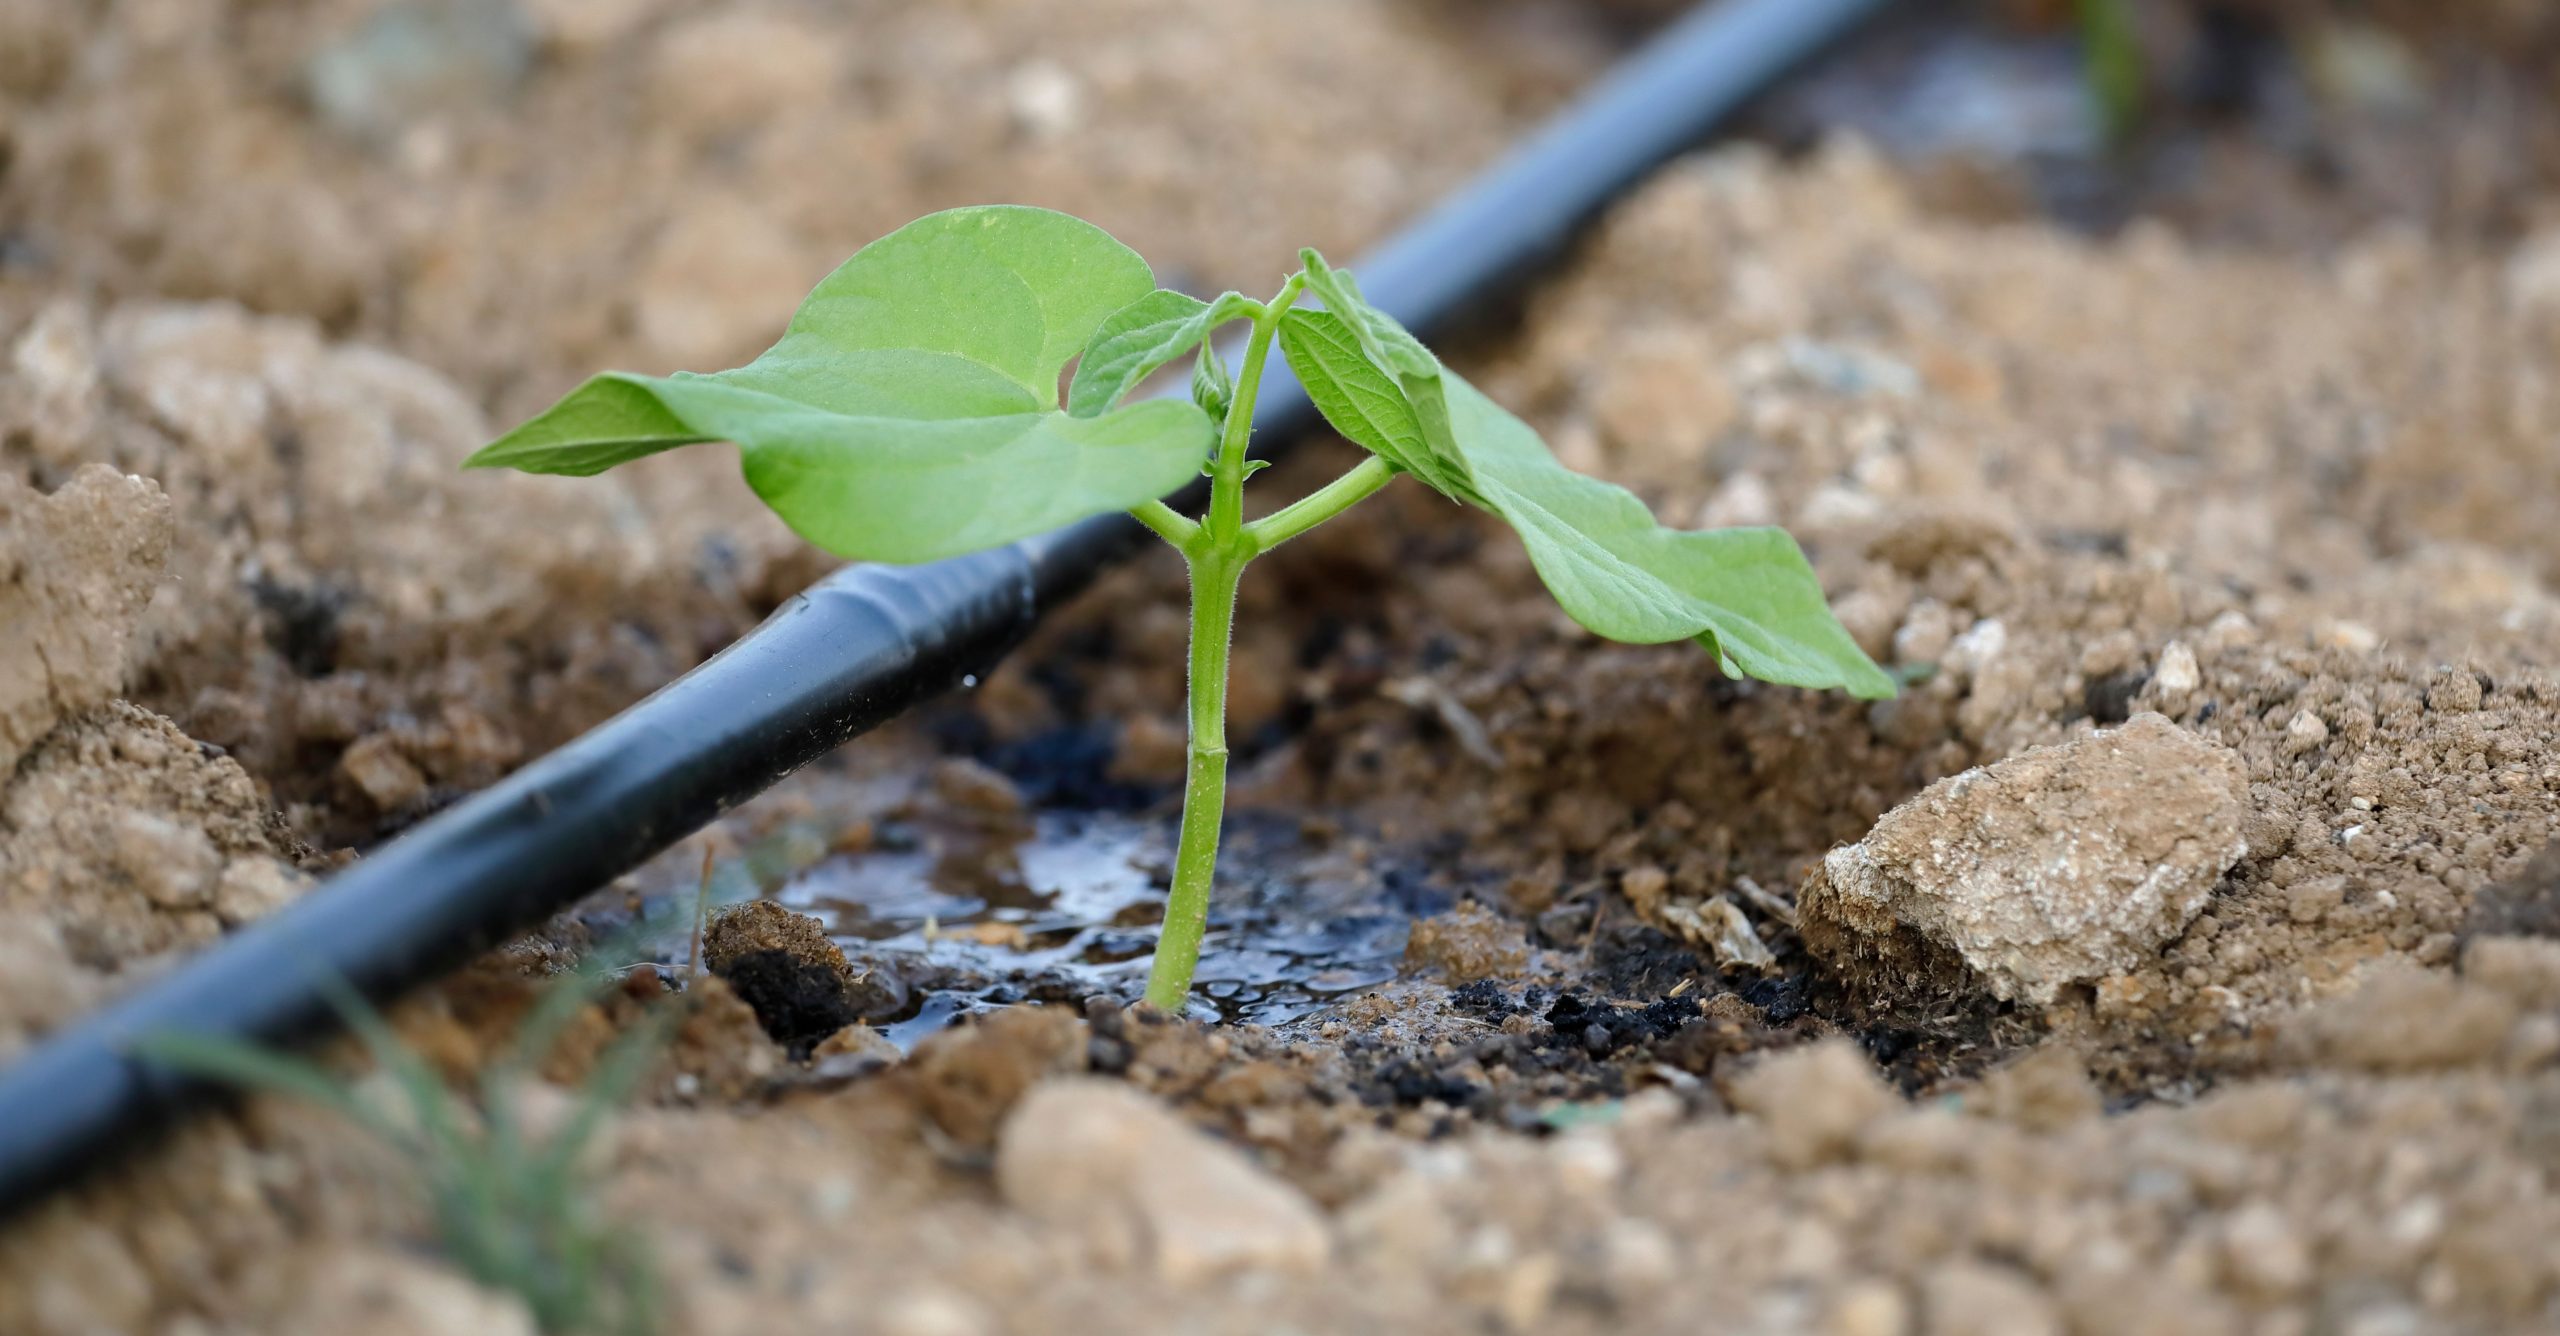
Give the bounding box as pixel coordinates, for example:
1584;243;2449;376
465;206;1214;563
1067;289;1253;418
1283;254;1894;700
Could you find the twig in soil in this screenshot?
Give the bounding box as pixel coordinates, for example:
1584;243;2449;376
688;846;713;989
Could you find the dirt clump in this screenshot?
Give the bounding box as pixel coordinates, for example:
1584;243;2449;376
704;900;893;1058
1403;900;1532;983
0;702;304;1057
0;463;170;771
909;1004;1089;1154
1801;712;2251;1008
996;1077;1330;1283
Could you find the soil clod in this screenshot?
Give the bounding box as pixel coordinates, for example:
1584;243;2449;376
1801;712;2250;1008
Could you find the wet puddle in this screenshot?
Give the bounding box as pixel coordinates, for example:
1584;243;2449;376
771;810;1432;1046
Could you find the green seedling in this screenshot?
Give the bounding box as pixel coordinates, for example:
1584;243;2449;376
2077;0;2144;145
137;957;677;1335
465;207;1892;1012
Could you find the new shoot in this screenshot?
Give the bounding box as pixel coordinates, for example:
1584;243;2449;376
465;207;1894;1013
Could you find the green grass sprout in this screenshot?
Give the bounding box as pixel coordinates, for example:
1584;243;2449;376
136;945;681;1335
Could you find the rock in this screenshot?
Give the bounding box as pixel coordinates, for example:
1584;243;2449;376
931;757;1026;818
1801;713;2249;1006
996;1078;1329;1283
2220;1201;2313;1299
0;466;174;772
1004;60;1086;140
1725;1039;1897;1169
2152;640;2200;703
339;733;430;812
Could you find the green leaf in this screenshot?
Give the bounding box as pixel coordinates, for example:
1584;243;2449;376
1190;341;1234;427
465;206;1215;564
1281;255;1895;700
1066;289;1252;418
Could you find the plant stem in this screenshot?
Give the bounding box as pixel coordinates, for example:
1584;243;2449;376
1246;454;1396;554
1144;542;1241;1011
1129;497;1201;553
1141;273;1381;1013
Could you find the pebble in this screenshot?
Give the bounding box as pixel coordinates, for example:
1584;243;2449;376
2220;1201;2313;1298
2153;639;2200;701
1801;713;2250;1005
2286;710;2331;754
996;1079;1329;1283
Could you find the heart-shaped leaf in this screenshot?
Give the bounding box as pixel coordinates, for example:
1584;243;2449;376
465;206;1215;564
1281;255;1895;699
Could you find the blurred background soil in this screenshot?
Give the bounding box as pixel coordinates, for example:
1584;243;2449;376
4;2;2560;1333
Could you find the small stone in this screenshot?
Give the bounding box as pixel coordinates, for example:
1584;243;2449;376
1004;60;1086;140
339;734;429;811
1827;1279;1913;1336
1108;713;1187;785
1619;864;1670;914
1695;471;1777;529
2220;1201;2313;1299
2285;710;2331;754
996;1078;1329;1282
0;466;174;772
932;757;1025;817
1726;1039;1897;1169
2153;640;2200;701
1800;714;2249;1006
1891;599;1959;666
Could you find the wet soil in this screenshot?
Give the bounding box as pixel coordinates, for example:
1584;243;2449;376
7;3;2560;1335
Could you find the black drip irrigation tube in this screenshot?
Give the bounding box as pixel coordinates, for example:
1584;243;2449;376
0;0;1887;1213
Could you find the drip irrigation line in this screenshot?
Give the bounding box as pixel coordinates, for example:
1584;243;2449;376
0;0;1887;1213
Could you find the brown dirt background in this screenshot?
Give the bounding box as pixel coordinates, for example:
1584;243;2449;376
5;2;2560;1333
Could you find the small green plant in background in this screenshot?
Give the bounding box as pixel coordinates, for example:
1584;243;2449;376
138;962;677;1335
2077;0;2145;145
465;206;1893;1012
